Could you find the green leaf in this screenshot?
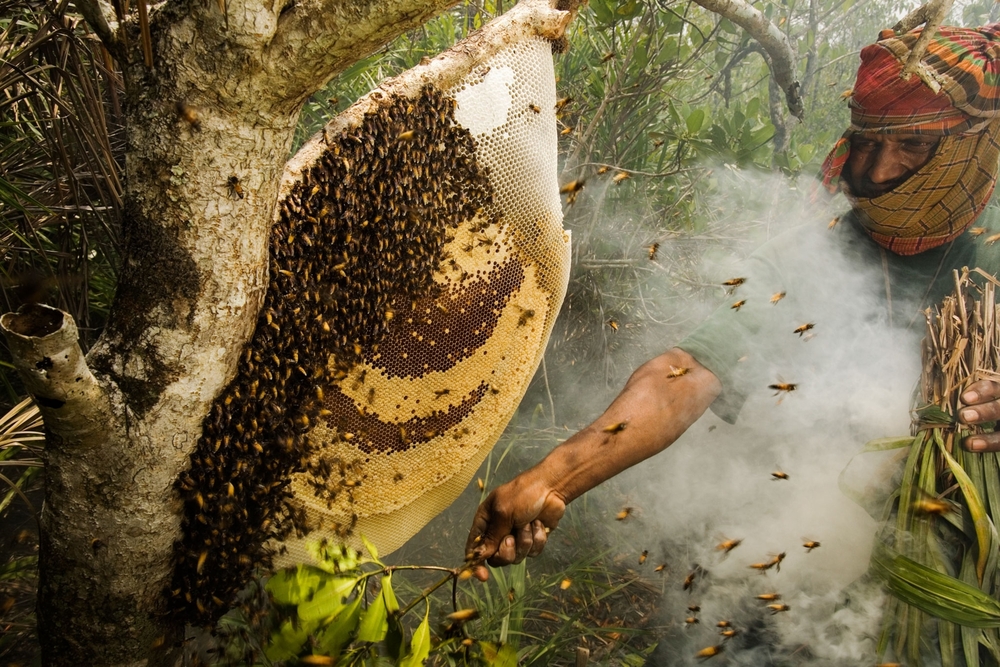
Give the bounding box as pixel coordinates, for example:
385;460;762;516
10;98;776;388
357;574;395;642
361;535;381;563
937;437;994;584
267;566;324;606
917;404;955;425
871;542;1000;628
314;588;364;656
861;436;915;453
399;605;431;667
298;577;359;622
265;618;311;661
685;109;705;135
480;641;518;667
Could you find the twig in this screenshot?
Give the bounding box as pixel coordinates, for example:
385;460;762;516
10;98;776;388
892;0;955;92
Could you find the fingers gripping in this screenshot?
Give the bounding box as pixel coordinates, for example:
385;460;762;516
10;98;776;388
961;380;1000;452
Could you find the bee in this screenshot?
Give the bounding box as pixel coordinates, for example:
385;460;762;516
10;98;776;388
969;227;987;236
683;568;701;590
769;383;797;396
828;216;840;229
396;130;415;141
639;550;648;565
601;51;616;63
596;165;611;175
722;277;746;292
560;578;572;590
803;540;821;552
457;569;474;581
653;139;665;147
688;604;701;612
793;323;815;337
716;621;731;628
555;96;573;111
197;551;208;574
731;299;746;311
749;561;772;572
175;100;201;130
648;242;660;260
612;171;631;184
300;657;336;666
839;88;853;99
616;506;633;520
655;563;667;572
720;629;739;639
756;593;781;601
767;552;787;572
559;179;585;195
715;538;742;554
767;603;790;614
518;309;535;326
446;608;480;623
560;126;574;136
985;232;1000;246
694;644;724;659
477;478;485;491
770;291;786;305
666;366;689;378
227;175;245;200
913;493;952;515
602;421;627;434
685;617;700;625
538;611;561;621
607;318;619;332
528;104;541;114
771;470;789;480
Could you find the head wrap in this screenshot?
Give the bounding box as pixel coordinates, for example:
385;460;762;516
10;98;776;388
820;24;1000;255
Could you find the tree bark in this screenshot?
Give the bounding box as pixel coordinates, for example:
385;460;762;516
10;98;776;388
0;0;471;662
693;0;803;120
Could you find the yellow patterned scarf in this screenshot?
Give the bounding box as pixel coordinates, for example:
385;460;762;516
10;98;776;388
849;121;1000;255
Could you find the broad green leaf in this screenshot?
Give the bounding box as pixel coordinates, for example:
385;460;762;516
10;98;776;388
685;109;705;135
937;437;993;583
267;565;324;606
871;542;1000;627
298;577;359;622
480;641;517;667
399;606;431;667
357;574;395;642
361;535;381;563
314;589;364;656
265;618;311;661
917;404;954;424
861;436;916;453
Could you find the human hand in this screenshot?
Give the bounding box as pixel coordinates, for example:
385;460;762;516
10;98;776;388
960;380;1000;451
464;472;567;581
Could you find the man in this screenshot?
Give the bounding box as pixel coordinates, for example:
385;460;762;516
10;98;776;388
465;23;1000;576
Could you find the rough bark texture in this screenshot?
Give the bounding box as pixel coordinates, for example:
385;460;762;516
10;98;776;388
0;0;479;662
693;0;804;120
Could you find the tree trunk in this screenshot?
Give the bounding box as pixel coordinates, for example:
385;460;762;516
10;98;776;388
0;0;463;662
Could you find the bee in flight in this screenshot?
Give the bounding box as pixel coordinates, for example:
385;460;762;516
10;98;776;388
555;97;573;111
560;126;574;136
912;491;952;516
666;365;689;378
770;291;786;305
722;277;746;293
601;51;616;63
685;617;700;625
612;171;631;184
767;603;791;614
771;470;789;480
615;506;633;521
596;165;611;175
716;621;731;628
694;645;724;660
528;104;541;114
720;628;739;639
803;540;821;552
756;592;781;601
654;563;667;572
766;552;787;572
687;604;701;612
828;216;840;229
987;232;1000;246
731;299;747;311
793;323;815;337
715;538;742;554
769;382;797;396
639;550;648;565
602;421;627;434
648;242;660;260
969;227;987;236
607;318;619;332
559;179;585;195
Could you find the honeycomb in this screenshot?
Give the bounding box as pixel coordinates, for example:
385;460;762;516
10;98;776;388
170;35;569;624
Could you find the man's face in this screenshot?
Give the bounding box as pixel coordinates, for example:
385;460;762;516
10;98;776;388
846;133;941;198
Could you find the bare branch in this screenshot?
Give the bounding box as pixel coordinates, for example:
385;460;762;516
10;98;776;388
892;0;954;93
1;305;114;445
692;0;804;120
75;0;122;59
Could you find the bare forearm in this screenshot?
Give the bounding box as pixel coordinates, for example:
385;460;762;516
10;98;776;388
533;348;721;503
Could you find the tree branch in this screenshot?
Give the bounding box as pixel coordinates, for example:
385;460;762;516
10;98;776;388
892;0;954;93
280;0;573;197
75;0;123;60
0;305;114;444
692;0;804;120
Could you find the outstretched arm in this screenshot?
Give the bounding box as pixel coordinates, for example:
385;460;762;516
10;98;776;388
465;347;722;579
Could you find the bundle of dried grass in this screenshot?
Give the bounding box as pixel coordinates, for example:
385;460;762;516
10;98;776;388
871;268;1000;666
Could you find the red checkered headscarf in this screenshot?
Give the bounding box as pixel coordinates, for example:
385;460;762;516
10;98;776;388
820;24;1000;255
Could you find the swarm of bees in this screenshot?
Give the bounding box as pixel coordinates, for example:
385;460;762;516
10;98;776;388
169;86;495;624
